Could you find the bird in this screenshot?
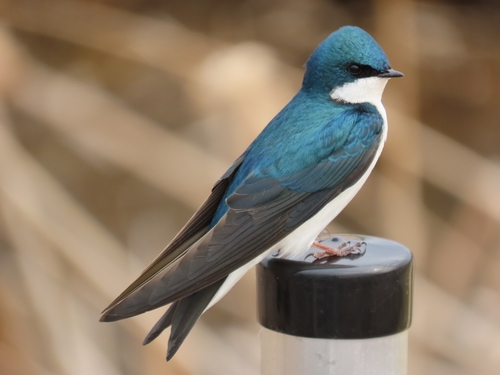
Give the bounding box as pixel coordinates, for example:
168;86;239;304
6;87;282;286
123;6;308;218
100;25;403;360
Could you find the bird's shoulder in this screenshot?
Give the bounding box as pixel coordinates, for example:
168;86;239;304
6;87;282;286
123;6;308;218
246;95;384;181
225;98;384;209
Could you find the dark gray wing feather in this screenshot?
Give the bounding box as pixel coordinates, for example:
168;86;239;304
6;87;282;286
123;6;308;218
104;132;381;319
100;156;244;319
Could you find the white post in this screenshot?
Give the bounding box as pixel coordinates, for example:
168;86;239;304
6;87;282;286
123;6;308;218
261;329;408;375
257;235;412;375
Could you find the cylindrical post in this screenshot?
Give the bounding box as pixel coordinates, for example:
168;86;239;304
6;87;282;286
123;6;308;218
257;235;413;375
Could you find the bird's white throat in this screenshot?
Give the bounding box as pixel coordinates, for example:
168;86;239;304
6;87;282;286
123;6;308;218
330;77;389;106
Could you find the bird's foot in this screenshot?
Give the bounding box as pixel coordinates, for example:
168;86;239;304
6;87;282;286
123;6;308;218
311;240;366;259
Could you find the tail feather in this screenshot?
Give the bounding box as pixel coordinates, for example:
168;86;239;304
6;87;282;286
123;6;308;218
143;301;179;345
166;278;225;361
140;278;227;360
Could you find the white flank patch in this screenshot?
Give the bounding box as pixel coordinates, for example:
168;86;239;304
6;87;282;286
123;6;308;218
206;77;392;311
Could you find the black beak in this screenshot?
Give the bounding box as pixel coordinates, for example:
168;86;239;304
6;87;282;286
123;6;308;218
378;68;404;78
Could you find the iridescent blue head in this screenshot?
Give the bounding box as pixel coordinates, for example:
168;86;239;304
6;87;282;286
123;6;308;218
302;26;403;98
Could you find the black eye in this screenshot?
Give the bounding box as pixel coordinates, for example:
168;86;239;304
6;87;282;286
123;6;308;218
347;64;362;75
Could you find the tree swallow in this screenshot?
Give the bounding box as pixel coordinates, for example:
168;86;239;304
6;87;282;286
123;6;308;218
100;25;403;360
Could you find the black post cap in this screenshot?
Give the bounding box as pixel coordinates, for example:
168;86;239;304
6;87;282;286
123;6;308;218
256;235;413;339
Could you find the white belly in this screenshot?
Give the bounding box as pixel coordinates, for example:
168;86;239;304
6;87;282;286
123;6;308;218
207;120;387;310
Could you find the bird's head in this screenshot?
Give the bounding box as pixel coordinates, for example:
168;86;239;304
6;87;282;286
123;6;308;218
302;26;403;104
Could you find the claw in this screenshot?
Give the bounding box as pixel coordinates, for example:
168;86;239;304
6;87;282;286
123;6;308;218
310;240;366;259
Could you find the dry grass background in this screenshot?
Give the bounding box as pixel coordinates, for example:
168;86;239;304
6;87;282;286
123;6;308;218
0;0;500;374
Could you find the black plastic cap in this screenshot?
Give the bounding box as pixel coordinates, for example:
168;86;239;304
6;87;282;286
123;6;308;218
256;235;413;339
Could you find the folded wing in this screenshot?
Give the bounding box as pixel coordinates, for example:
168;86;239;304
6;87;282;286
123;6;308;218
101;109;383;321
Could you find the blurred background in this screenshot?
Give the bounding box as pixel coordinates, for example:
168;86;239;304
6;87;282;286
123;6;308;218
0;0;499;373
